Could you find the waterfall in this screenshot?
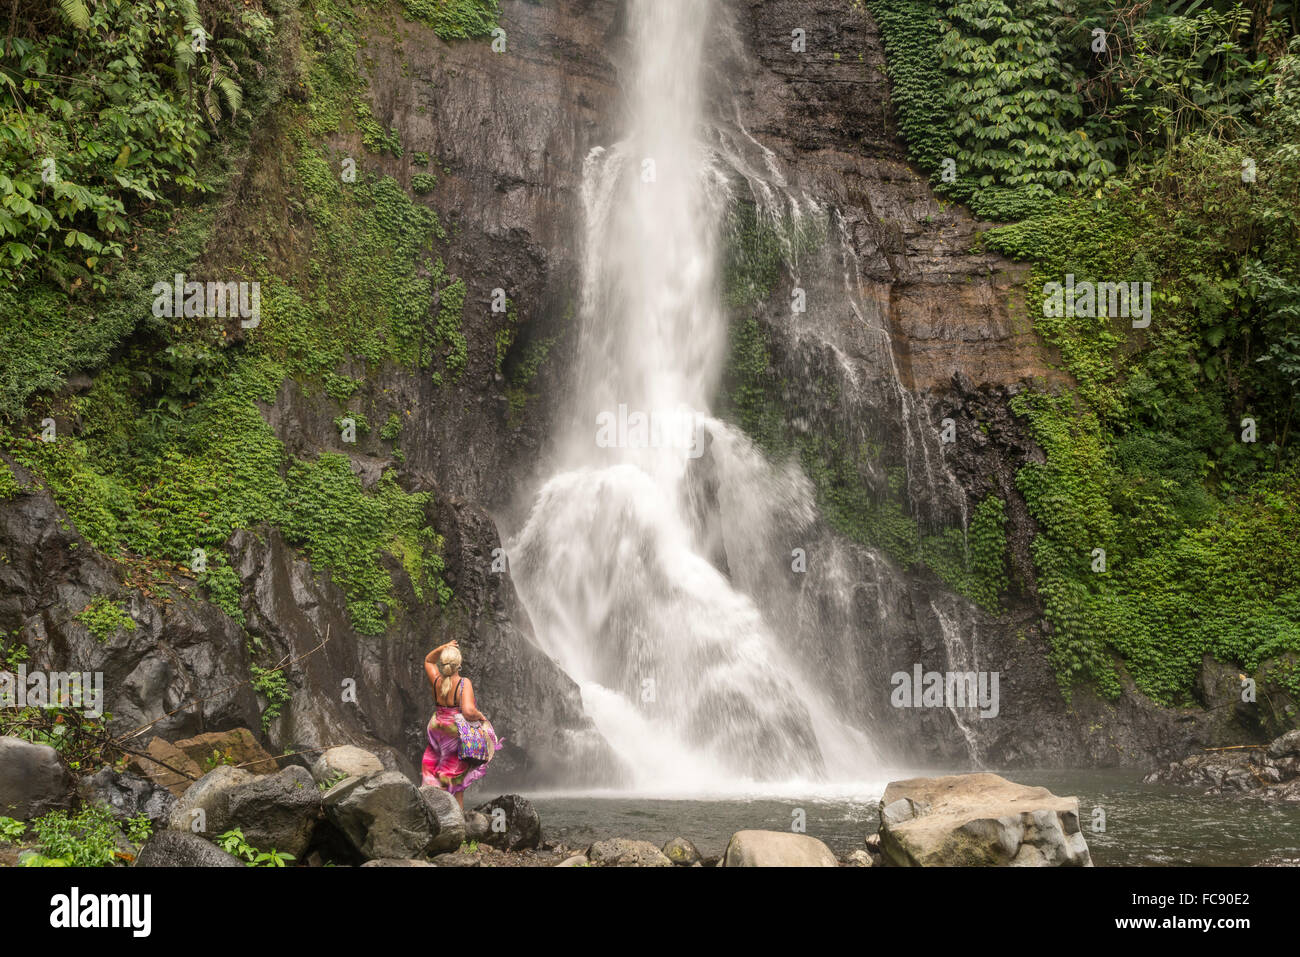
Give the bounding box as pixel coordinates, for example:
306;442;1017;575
505;0;881;793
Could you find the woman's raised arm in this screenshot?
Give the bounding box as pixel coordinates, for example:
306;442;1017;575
423;640;458;687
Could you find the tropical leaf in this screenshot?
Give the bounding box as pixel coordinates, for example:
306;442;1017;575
54;0;90;31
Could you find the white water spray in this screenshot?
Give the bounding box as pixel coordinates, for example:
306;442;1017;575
506;0;880;793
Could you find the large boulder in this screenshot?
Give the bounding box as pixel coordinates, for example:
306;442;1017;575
172;728;278;775
418;785;466;854
1268;730;1300;759
169;764;320;857
586;838;674;867
78;768;176;825
169;764;254;829
311;745;384;785
473;794;541;851
719;830;838;867
324;771;436;860
0;736;75;819
877;773;1092;866
135;830;245;867
126;737;204;797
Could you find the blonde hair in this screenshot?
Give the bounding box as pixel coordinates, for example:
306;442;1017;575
437;646;462;702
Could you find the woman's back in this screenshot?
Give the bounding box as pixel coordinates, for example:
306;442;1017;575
435;676;465;710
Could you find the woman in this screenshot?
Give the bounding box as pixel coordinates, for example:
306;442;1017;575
421;639;503;809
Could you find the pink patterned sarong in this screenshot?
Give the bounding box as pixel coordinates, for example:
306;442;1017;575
421;705;503;795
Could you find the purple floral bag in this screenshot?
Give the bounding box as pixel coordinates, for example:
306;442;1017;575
453;714;497;762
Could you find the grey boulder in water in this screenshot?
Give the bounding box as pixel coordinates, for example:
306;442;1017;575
877;773;1092;866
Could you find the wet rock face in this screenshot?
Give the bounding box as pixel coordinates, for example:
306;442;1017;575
0;479;611;794
722;0;1066;395
0;484;263;743
701;1;1278;770
346;0;623;508
229;513;616;790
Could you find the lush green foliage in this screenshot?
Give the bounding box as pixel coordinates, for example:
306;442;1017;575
973;39;1300;702
2;0;465;635
22;804;138;867
0;0;278;417
74;596;136;643
0;458;20;498
825;3;1300;706
0;0;267;290
866;0;1290;218
937;0;1117;193
249;663;291;730
397;0;498;40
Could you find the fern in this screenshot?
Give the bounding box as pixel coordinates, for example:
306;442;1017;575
55;0;91;31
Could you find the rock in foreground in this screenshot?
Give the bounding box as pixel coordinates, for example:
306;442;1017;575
474;794;541;851
418;785;466;854
324;771;437;861
311;745;385;785
78;767;176;825
586;838;673;867
877;773;1092;867
662;836;702;866
169;764;320;857
720;830;838;867
0;736;75;820
135;831;245;868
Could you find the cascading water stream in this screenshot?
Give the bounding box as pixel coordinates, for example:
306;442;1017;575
505;0;881;793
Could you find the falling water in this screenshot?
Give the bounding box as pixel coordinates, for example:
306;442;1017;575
506;0;879;792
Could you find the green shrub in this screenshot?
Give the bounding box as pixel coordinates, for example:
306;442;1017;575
74;597;136;643
398;0;499;40
24;805;124;867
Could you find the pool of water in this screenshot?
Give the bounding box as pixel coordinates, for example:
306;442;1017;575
495;769;1300;866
